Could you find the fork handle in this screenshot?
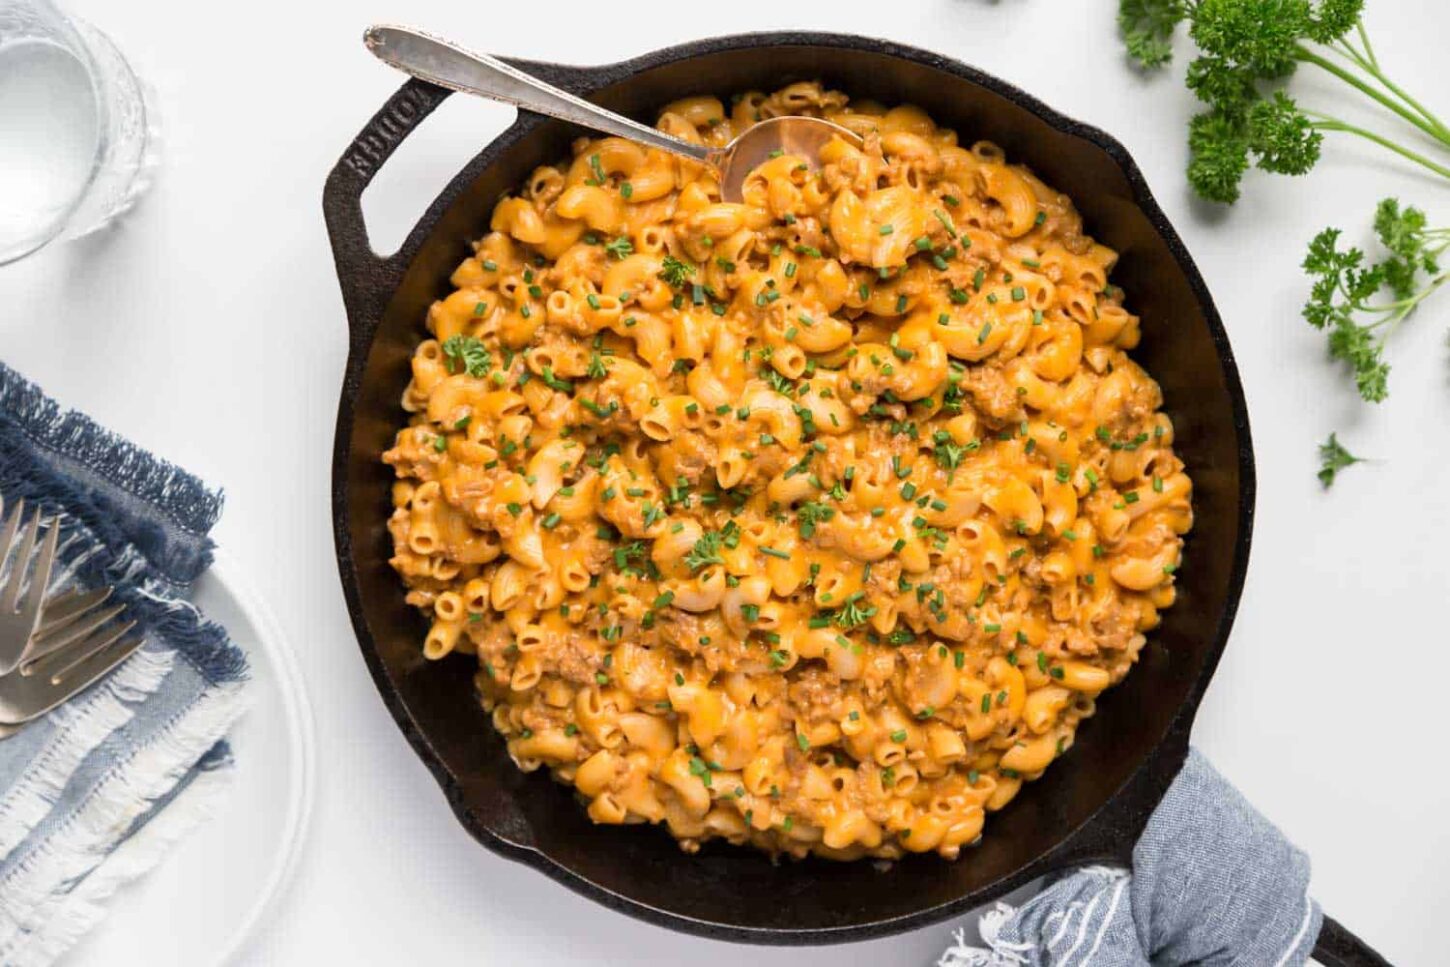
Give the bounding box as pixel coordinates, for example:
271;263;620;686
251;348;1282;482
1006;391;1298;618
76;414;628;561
362;25;711;164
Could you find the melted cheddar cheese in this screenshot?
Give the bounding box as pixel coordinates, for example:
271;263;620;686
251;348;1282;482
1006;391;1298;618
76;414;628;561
383;82;1193;861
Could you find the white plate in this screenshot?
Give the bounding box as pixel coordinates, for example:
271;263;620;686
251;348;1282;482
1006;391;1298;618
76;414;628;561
64;553;315;967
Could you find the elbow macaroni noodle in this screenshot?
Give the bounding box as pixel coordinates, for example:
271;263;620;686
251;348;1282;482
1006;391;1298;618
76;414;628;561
383;83;1193;861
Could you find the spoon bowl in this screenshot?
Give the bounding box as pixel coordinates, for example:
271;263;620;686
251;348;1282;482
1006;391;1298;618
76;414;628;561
363;25;861;202
710;114;862;202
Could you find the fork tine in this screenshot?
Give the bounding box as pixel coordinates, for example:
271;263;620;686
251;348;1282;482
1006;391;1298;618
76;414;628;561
45;631;142;692
0;509;41;612
37;587;113;634
27;603;128;664
20;518;59;622
7;634;143;726
29;618;137;683
0;498;22;566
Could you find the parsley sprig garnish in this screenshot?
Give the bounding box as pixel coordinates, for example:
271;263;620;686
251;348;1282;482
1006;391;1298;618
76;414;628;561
604;236;634;260
1303;197;1448;402
1118;0;1185;68
795;500;836;539
658;255;695;288
684;531;724;572
441;335;492;378
1317;432;1364;488
831;592;876;630
932;430;969;472
1118;0;1450;202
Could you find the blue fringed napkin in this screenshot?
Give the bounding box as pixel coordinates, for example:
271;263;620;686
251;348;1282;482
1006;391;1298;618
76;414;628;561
0;362;249;966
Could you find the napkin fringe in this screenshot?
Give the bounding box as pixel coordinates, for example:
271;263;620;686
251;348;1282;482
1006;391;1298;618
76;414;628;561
0;681;246;961
0;650;174;860
0;367;222;539
2;751;235;967
0;499;243;688
937;868;1130;967
126;580;247;687
939;915;1030;967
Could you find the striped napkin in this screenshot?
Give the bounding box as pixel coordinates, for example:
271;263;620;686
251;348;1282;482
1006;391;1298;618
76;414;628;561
0;362;249;966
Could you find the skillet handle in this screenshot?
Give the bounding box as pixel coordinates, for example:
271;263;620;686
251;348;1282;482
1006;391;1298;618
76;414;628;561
322;77;452;342
1313;916;1392;966
323;59;612;343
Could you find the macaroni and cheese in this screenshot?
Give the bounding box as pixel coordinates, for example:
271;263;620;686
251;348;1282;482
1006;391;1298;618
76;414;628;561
383;82;1193;861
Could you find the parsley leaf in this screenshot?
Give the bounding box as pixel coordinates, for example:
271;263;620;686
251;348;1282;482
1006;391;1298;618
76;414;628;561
795;500;836;539
1374;198;1443;299
658;255;695;287
1317;432;1363;488
684;531;724;572
1118;0;1186;69
604;236;634;260
933;432;968;472
441;335;492;378
831;593;876;630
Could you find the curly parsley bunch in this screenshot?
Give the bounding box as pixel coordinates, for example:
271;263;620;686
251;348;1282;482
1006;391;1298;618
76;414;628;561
1303;197;1448;402
1118;0;1450;202
1304;199;1446;487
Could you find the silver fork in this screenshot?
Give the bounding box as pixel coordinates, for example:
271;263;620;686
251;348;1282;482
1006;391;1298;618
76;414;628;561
0;497;61;676
0;590;142;736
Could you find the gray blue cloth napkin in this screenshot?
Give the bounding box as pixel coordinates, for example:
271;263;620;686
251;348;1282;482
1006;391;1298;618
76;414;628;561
0;362;248;966
939;749;1321;966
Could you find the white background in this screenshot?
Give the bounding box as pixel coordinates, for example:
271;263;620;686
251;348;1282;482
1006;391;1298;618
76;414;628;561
3;0;1446;964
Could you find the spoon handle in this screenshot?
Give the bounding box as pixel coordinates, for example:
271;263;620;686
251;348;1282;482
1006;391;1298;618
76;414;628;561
364;26;712;164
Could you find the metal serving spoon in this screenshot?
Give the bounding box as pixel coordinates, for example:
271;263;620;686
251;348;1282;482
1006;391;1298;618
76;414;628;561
363;25;862;203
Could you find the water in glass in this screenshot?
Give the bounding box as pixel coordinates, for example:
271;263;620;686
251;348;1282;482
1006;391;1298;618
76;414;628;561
0;0;158;265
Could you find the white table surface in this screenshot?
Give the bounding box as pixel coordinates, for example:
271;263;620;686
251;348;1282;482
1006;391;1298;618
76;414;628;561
3;1;1446;963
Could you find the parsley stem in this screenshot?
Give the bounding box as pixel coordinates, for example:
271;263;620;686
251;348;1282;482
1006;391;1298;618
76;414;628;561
1325;36;1449;140
1297;48;1450;148
1305;115;1450;182
1352;20;1380;74
1380;273;1448;318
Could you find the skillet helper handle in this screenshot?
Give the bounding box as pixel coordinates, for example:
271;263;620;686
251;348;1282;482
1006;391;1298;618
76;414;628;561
1313;916;1392;966
322;78;451;337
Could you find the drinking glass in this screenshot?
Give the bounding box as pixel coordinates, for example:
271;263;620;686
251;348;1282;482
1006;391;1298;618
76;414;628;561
0;0;159;265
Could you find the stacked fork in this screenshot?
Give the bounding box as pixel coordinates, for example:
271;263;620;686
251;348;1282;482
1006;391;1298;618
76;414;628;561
0;496;143;737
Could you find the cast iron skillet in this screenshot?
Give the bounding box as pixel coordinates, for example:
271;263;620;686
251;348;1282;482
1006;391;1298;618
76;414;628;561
324;31;1385;964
